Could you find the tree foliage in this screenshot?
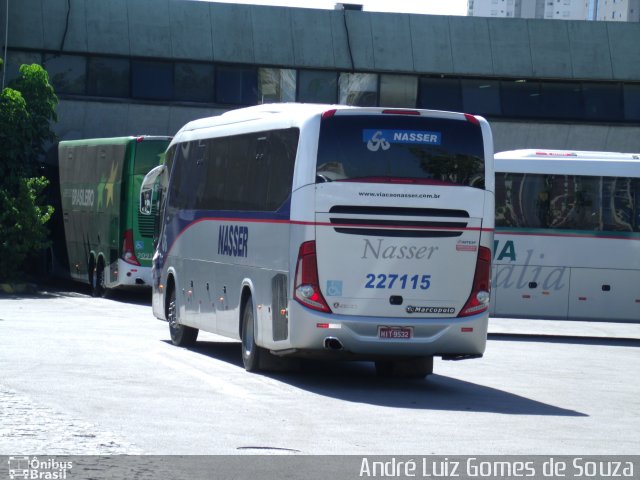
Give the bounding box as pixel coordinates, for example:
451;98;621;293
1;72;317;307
0;63;58;282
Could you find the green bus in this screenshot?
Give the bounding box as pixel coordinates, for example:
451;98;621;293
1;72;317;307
58;136;170;296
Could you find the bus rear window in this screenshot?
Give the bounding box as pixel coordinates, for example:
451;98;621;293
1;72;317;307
317;114;485;188
134;140;170;176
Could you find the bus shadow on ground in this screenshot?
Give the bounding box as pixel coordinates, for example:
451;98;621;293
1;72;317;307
183;340;587;418
7;281;154;307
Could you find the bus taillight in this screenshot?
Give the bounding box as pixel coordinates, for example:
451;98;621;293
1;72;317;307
294;241;331;313
321;109;337;119
122;229;141;266
382;109;420;115
464;113;480;125
458;246;491;317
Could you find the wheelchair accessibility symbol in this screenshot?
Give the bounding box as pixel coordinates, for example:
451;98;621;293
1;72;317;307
326;280;343;297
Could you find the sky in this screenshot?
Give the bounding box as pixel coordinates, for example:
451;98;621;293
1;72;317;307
199;0;468;16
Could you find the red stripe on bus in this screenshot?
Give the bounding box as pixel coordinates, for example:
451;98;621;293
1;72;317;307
183;217;494;232
165;217;494;259
495;231;640;241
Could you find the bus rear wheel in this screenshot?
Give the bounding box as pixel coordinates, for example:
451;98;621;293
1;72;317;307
92;260;107;298
241;296;266;372
374;357;434;379
168;288;198;347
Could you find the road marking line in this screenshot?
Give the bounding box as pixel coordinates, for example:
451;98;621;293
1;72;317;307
146;350;253;398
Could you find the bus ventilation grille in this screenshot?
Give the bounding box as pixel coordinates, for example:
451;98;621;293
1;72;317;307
328;206;469;238
272;273;288;341
138;207;157;238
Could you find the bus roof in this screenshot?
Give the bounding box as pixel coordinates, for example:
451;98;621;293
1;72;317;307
59;136;172;147
171;103;486;145
495;149;640;177
176;103;343;134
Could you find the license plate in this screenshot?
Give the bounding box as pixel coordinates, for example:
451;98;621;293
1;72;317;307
378;326;413;339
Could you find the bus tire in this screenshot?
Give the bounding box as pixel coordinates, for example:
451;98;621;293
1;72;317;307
168;287;198;347
88;256;96;295
92;259;108;298
241;296;265;372
374;356;433;379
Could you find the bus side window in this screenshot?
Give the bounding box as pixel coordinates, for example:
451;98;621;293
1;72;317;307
193;140;208;210
250;135;270;210
604;177;636;232
265;129;298;211
635;179;640;232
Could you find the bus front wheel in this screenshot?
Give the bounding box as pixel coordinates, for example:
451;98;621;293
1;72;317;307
168;288;198;347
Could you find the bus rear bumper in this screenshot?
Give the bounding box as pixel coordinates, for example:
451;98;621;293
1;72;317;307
114;260;152;287
275;302;488;359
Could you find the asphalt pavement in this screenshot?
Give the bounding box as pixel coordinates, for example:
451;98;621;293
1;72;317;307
489;316;640;340
1;287;639;455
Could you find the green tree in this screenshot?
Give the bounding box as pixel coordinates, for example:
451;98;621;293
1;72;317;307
0;63;57;282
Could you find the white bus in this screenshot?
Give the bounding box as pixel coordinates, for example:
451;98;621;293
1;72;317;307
141;103;495;378
492;149;640;322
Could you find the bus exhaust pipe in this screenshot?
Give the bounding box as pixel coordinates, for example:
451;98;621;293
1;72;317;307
323;337;343;351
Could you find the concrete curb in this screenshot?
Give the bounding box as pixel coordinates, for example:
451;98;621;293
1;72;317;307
489;316;640;341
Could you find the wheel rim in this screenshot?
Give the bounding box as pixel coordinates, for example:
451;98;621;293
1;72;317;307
168;294;178;332
242;307;254;359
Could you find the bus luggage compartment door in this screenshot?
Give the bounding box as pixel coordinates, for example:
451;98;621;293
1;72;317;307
568;268;640;322
492;265;570;319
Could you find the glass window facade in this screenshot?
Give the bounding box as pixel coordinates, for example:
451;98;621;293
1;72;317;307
5;50;43;83
174;62;215;103
418;77;463;112
339;73;378;107
215;66;258;105
501;80;541;118
583;83;623;121
461;79;501;116
43;54;86;95
258;68;296;103
8;48;640;125
539;82;583;120
131;60;173;100
379;74;417;108
297;70;338;103
87;57;130;98
623;84;640;121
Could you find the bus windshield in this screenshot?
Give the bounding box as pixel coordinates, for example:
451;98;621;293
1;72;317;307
317;114;485;188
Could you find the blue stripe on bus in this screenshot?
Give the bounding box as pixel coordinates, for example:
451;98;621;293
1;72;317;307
159;198;292;261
